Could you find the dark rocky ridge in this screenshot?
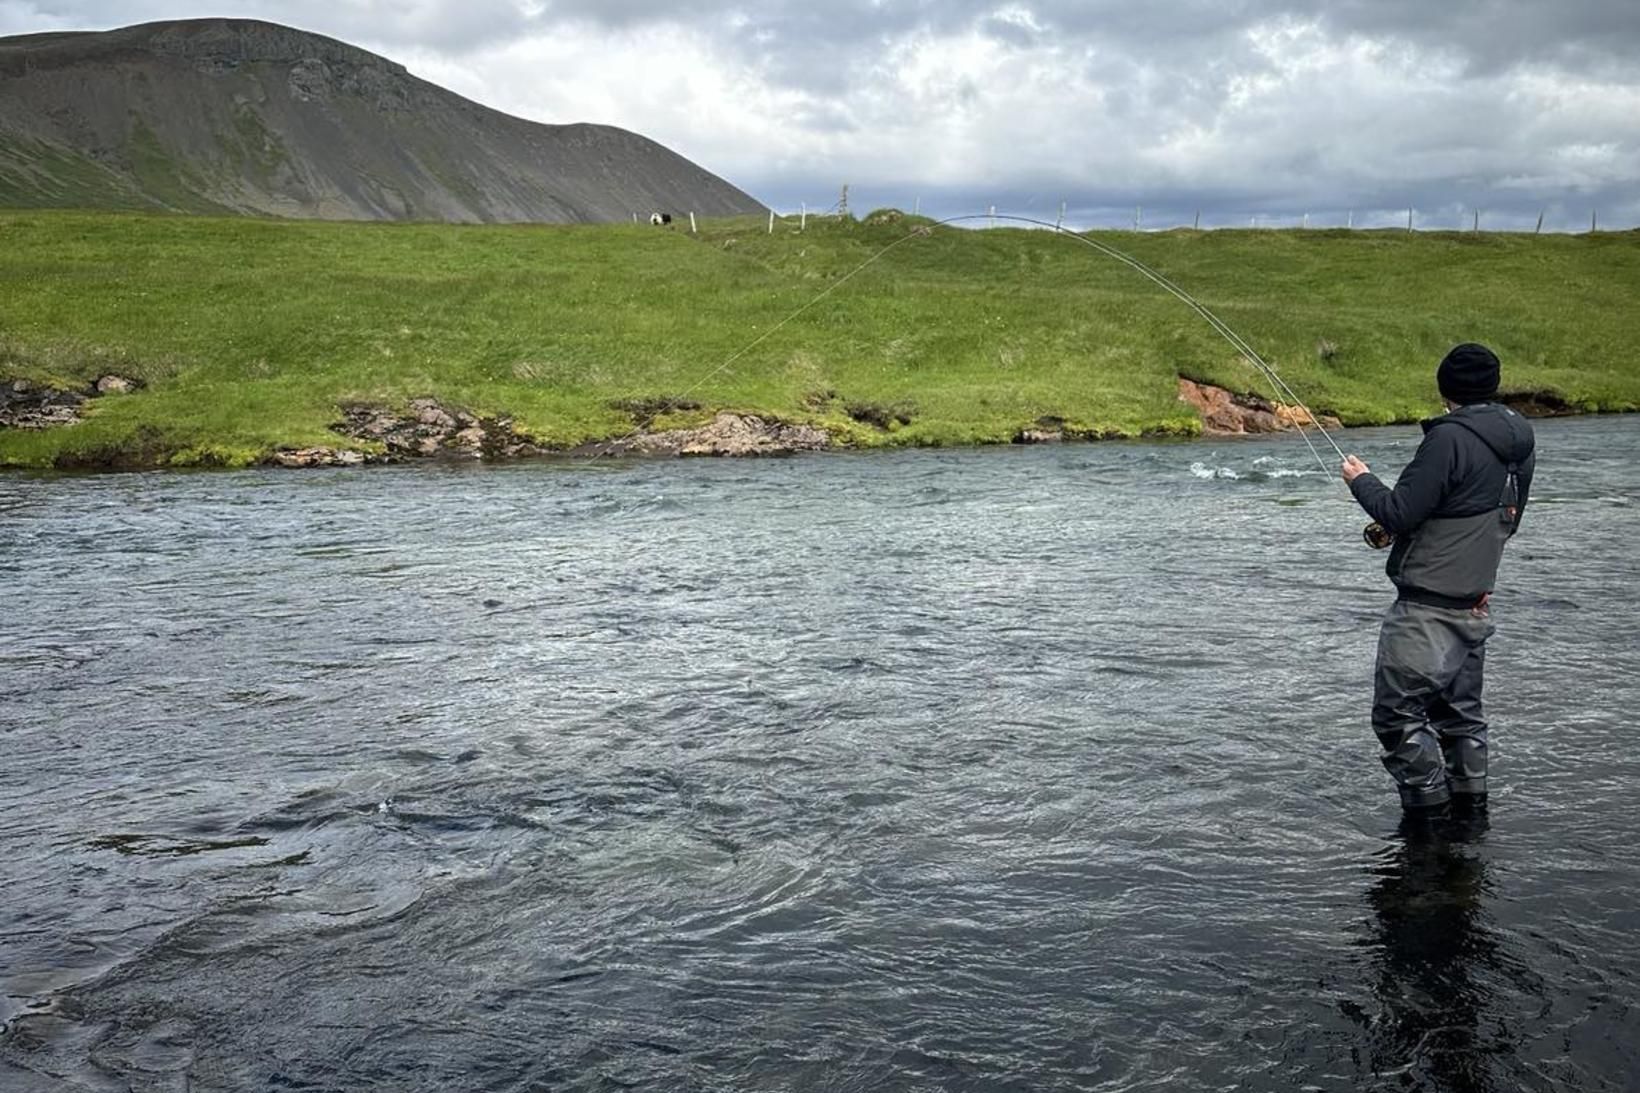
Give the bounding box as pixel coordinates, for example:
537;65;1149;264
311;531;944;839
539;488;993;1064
0;18;766;222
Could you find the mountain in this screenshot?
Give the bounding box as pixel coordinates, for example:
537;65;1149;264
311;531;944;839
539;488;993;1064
0;18;765;222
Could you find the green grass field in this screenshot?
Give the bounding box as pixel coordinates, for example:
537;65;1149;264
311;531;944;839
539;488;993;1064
1;208;1636;468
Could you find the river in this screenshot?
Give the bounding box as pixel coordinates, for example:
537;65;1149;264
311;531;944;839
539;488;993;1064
2;416;1637;1091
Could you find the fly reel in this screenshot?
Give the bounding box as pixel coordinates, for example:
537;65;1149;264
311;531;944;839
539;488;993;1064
1362;522;1394;550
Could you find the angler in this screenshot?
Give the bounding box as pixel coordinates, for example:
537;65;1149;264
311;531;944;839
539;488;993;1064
1341;344;1537;813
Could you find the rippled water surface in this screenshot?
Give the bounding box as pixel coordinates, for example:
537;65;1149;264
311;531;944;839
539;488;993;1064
3;417;1638;1091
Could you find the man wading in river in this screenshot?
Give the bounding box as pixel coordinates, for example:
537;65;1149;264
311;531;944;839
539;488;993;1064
1340;344;1536;813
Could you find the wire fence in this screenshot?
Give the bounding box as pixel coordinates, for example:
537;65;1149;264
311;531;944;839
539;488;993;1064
631;186;1633;235
759;190;1635;235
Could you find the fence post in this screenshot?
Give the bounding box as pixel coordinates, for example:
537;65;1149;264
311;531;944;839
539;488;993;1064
801;202;807;231
689;211;697;233
768;209;775;234
1592;209;1598;233
1474;209;1480;232
1535;209;1544;234
1193;209;1200;230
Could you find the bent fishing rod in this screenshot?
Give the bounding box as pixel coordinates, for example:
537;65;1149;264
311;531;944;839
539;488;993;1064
944;216;1402;546
936;212;1348;476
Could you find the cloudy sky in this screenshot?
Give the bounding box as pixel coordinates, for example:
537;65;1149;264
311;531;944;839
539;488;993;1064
4;0;1638;229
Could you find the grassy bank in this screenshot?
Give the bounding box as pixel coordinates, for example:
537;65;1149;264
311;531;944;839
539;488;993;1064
1;208;1636;467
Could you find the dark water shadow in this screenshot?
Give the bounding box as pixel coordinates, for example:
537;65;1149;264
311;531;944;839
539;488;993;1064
1356;809;1521;1092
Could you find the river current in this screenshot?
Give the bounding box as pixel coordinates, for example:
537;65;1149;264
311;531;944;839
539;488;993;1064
2;416;1637;1091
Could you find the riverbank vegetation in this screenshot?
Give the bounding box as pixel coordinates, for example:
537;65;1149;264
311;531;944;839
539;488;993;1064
1;208;1636;467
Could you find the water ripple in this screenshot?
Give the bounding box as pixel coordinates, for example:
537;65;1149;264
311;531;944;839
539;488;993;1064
2;419;1637;1090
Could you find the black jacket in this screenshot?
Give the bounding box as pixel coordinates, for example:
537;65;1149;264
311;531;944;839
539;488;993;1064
1350;403;1536;601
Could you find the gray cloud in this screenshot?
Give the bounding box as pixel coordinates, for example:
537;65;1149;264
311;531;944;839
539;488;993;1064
1307;0;1640;75
2;0;1636;227
544;1;1640;83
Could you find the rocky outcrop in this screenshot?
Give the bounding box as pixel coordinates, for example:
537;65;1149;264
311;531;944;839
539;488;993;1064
331;399;551;461
0;375;139;428
590;412;831;457
269;398;551;467
265;401;832;467
1177;377;1341;435
1;379;84;428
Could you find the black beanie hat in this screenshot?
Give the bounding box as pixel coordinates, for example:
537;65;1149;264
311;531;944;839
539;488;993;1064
1437;343;1500;404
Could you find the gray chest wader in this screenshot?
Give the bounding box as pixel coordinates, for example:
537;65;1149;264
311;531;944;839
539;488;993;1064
1372;442;1522;810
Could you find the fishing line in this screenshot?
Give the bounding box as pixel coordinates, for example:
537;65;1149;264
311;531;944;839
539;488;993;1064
595;210;1348;479
938;213;1346;475
589;226;931;457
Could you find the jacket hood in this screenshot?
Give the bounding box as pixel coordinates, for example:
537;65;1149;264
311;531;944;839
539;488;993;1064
1424;402;1536;465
